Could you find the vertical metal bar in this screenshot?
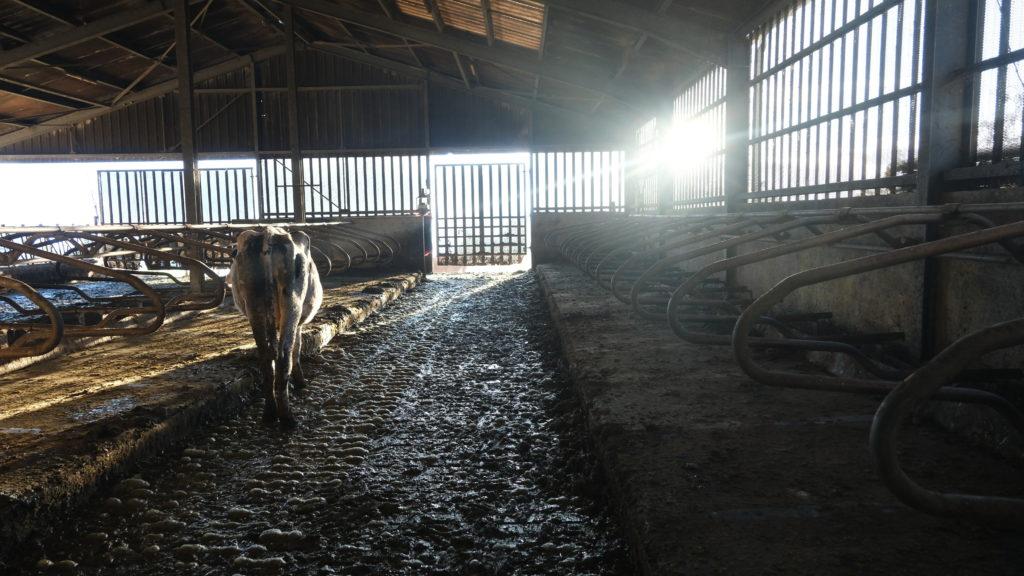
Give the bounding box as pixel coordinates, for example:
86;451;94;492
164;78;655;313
991;0;1011;162
285;4;305;222
875;6;889;180
906;0;924;166
890;0;905;176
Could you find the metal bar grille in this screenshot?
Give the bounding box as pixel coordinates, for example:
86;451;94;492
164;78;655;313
434;163;527;266
258;154;429;219
97;168;256;225
970;0;1024;166
671;67;727;211
530;150;626;213
748;0;925;204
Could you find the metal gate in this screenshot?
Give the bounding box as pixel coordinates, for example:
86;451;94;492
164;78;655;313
433;162;528;266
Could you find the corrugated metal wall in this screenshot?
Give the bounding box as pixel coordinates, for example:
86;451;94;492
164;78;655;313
0;48;623;158
427;83;529;149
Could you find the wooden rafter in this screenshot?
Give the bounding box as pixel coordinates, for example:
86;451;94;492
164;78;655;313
0;25;132;95
0;45;288;150
309;41;632;127
591;0;673;113
422;0;473;89
3;0;189;75
481;0;495;46
375;0;427;68
532;0;728;62
281;0;653;110
0;76;105;110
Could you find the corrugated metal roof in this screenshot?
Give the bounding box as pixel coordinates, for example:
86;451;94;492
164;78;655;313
396;0;545;50
0;0;754;155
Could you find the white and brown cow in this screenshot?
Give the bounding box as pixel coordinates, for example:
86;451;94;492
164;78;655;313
228;226;323;428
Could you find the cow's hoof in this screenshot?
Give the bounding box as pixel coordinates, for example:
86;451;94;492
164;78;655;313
261;406;277;426
278;414;298;430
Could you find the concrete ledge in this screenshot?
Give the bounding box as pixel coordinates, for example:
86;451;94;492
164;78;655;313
535;263;1022;575
0;273;422;557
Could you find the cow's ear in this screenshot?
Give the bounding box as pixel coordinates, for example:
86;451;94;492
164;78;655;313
292;230;311;251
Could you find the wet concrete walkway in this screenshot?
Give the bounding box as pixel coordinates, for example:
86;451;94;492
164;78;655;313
0;274;419;558
5;273;628;575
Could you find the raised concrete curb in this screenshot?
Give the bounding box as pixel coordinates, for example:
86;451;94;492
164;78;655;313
0;273;422;557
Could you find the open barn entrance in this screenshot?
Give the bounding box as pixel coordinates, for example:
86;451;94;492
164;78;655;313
431;153;530;269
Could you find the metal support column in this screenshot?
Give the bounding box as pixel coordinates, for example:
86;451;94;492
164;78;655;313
724;37;751;291
916;0;974;359
249;62;262;216
174;0;204;292
285;5;306;222
174;0;201;225
724;38;750;215
656;102;674;214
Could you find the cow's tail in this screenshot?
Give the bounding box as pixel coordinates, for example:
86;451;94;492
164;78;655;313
267;231;299;329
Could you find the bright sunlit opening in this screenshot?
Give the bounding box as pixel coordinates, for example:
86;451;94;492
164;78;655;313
0;159;254;227
665;117;721;176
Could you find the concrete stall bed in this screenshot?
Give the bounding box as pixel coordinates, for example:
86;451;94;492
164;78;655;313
535;263;1022;576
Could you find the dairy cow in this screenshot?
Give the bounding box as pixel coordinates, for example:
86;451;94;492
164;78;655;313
227;226;323;427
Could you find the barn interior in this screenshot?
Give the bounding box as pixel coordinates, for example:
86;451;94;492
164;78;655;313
1;0;1023;574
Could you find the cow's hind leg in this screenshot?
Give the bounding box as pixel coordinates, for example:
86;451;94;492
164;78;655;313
251;320;277;424
275;315;301;428
290;330;306;391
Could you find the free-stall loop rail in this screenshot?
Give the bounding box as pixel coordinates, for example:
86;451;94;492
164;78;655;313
544;203;1024;522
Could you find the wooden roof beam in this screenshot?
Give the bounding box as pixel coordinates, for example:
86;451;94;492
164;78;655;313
0;44;287;149
309;41;631;128
1;0;204;74
0;76;105;110
0;25;135;95
281;0;654;110
421;0;473;89
591;0;673;113
532;0;728;63
481;0;495;46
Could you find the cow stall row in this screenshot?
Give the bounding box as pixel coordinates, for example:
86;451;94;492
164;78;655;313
545;203;1024;522
0;222;403;364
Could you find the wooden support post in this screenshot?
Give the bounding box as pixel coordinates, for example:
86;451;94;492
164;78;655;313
285;4;306;222
174;0;203;291
916;0;974;359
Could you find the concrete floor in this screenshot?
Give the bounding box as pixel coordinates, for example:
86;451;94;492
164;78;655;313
3;265;1023;575
3;273;626;575
536;263;1024;575
0;273;420;556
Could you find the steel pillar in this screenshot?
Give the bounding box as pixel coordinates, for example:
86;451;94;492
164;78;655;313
916;0;975;359
174;0;201;225
724;39;750;215
174;0;204;292
285;5;306;222
657;101;674;215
